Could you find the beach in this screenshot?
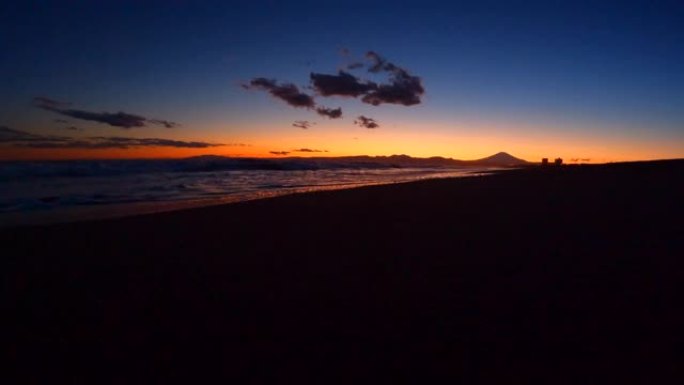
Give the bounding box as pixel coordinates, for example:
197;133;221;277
4;160;683;383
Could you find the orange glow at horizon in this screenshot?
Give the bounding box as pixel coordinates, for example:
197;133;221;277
2;120;682;163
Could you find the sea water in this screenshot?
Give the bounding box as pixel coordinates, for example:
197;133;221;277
0;158;494;226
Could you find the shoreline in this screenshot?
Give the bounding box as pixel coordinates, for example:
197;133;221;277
0;168;500;228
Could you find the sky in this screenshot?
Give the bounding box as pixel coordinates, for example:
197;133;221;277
1;0;683;162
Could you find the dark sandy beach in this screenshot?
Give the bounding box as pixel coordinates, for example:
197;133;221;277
4;160;684;383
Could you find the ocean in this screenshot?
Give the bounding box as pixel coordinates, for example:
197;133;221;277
0;156;496;226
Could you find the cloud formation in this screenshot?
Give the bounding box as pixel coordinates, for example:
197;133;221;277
34;96;71;109
33;97;180;129
0;126;69;143
354;115;379;129
292;148;328;153
244;51;424;125
148;119;181;128
0;126;223;149
346;62;364;70
292;120;315;129
269;151;290;156
361;51;424;106
308;52;424;106
316;106;342;119
244;78;315;108
310;71;376;98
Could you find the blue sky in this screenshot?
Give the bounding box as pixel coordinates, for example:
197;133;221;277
1;0;683;161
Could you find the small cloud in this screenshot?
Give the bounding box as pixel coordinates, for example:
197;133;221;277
366;51;394;73
65;126;81;131
316;106;342;119
354;115;379;129
0;126;69;143
0;126;222;149
293;120;315;129
346;62;364;70
292;148;328;153
33;97;180;129
269;151;290;156
148;119;181;128
33;96;71;110
85;137;223;149
244;78;315;108
53;109;147;128
53;119;69;124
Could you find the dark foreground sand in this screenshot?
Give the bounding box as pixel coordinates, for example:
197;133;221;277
4;160;684;383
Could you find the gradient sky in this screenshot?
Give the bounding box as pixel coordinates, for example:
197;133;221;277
1;0;683;162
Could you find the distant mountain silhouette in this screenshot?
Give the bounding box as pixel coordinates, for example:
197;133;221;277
471;152;529;166
186;152;528;169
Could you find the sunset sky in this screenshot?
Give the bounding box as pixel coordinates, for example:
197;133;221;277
1;0;683;162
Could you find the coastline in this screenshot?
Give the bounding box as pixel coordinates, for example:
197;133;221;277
4;160;683;382
0;168;499;228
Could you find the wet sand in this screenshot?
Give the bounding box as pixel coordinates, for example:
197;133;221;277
4;160;684;383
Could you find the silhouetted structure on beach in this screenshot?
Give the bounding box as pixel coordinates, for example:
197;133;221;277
540;157;563;167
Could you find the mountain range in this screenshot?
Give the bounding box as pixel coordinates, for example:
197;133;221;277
188;152;529;169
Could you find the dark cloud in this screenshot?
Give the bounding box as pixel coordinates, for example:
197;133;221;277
85;137;223;149
361;51;424;106
308;52;424;106
0;127;223;149
571;158;591;162
148;119;181;128
0;126;70;143
244;76;343;119
361;78;424;106
244;78;315;108
54;110;148;128
34;96;71;110
54;119;69;124
310;71;376;97
293;120;315;129
354;115;379;129
65;126;81;131
366;51;397;73
20;140;113;149
33;97;180;129
244;51;424;125
292;148;328;153
269;151;290;156
25;137;223;149
316;106;342;119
